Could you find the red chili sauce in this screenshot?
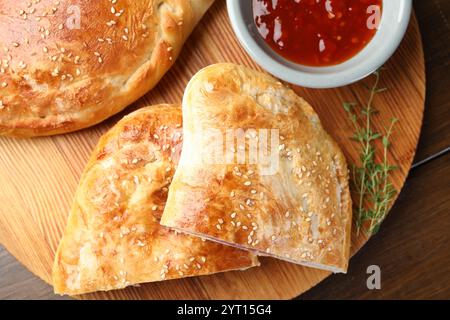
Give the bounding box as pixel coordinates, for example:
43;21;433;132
253;0;383;66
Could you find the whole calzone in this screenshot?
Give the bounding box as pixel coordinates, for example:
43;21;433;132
161;63;352;273
52;104;259;295
0;0;214;137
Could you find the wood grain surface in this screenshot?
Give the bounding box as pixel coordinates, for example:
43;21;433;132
299;0;450;299
301;153;450;299
0;1;425;299
412;0;450;163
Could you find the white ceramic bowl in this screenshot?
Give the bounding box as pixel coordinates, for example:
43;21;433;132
227;0;412;88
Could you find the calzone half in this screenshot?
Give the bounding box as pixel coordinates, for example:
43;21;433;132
52;104;259;295
0;0;214;137
161;64;352;273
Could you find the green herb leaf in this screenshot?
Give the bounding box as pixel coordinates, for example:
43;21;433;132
342;69;399;236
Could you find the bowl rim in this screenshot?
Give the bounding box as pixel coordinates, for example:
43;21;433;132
227;0;413;88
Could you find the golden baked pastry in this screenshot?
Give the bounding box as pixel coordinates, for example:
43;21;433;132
0;0;214;137
161;64;352;273
52;104;259;295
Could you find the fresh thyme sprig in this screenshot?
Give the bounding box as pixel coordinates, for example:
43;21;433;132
343;70;398;236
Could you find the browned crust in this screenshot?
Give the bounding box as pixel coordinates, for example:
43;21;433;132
52;104;258;296
0;0;214;137
161;63;352;273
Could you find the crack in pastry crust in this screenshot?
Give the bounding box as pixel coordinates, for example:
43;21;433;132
0;0;214;137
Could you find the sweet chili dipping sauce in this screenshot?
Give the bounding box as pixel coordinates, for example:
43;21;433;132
253;0;383;66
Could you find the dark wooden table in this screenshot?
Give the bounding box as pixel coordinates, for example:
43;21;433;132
0;0;449;300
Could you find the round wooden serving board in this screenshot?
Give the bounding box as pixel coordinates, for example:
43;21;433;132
0;2;425;300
